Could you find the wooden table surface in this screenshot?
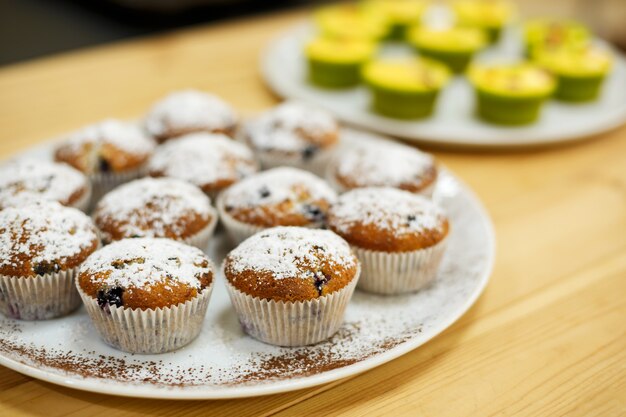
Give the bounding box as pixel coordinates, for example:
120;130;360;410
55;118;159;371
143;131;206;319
0;7;625;417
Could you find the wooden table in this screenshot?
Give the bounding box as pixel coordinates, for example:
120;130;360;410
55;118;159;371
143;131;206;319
1;7;625;417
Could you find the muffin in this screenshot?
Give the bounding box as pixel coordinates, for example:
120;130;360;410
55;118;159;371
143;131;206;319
534;45;613;102
218;167;337;244
0;202;99;320
314;3;390;41
523;18;590;58
244;101;340;175
327;139;437;197
328;187;448;294
362;57;451;119
363;0;430;40
451;0;515;43
144;90;238;143
305;37;377;89
93;177;217;248
54;119;155;204
468;62;555;125
147;132;258;200
223;226;360;346
407;26;488;73
77;238;214;354
0;158;91;212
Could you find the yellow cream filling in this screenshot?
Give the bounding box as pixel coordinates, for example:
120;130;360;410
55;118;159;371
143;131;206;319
535;46;613;77
469;63;555;96
315;4;390;40
363;0;429;24
408;26;487;51
363;58;451;92
524;18;590;48
305;38;376;63
453;0;514;27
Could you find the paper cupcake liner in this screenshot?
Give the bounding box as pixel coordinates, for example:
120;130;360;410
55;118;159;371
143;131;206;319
257;146;336;177
352;236;448;295
224;268;359;346
216;194;324;245
77;283;213;354
89;167;145;210
69;183;93;213
325;165;436;199
0;267;81;320
183;208;219;250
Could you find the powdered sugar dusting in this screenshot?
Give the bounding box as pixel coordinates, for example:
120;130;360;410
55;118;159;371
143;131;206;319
94;178;213;240
334;140;435;188
222;167;337;212
145;90;237;138
246;101;338;153
0;202;98;270
63;119;155;155
80;238;212;290
227;227;356;280
0;159;88;208
330;188;446;236
148;133;257;188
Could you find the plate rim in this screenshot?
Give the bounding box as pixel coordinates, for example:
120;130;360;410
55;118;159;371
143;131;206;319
0;140;495;400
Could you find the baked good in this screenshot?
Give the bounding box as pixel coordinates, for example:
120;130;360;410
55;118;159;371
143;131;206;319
147;132;258;199
217;167;337;243
362;57;451;119
0;158;91;212
77;238;214;353
407;26;487;73
54;119;155;203
468;62;556;125
326;138;437;196
144;90;238;143
328;187;448;294
0;201;99;319
363;0;430;40
523;18;590;58
244;101;339;175
93;177;217;248
452;0;515;43
314;3;390;41
223;226;360;346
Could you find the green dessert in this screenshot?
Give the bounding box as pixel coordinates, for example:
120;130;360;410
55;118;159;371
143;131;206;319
524;18;590;58
362;57;451;119
534;45;613;102
362;0;430;40
452;0;515;43
468;63;555;125
407;26;488;73
305;37;377;89
314;4;390;41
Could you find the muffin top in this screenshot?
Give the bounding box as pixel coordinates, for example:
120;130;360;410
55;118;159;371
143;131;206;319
305;37;377;64
0;158;89;209
223;227;358;302
330;140;437;194
453;0;514;27
408;26;487;52
535;45;613;77
363;0;429;25
148;132;258;194
362;58;451;92
144;90;238;142
245;101;339;160
0;202;99;277
78;238;213;310
468;62;555;97
94;177;214;244
220;167;337;227
524;18;590;52
55;119;155;175
328;187;449;252
315;4;390;41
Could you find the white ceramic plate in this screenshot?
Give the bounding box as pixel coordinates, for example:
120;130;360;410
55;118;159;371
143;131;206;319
261;23;626;148
0;132;495;399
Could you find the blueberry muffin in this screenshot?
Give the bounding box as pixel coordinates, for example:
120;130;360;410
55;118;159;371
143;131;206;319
244;101;339;175
0;201;99;319
148;132;258;200
217;167;337;243
0;158;91;212
144;90;238;143
94;177;217;248
77;238;214;353
328;187;448;294
223;226;360;346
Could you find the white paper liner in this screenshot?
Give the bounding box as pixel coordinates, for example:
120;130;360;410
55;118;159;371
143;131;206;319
77;283;213;354
325;165;436;198
224;267;359;346
352;236;448;295
216;194;324;245
89;167;145;210
0;267;81;320
257;146;336;177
